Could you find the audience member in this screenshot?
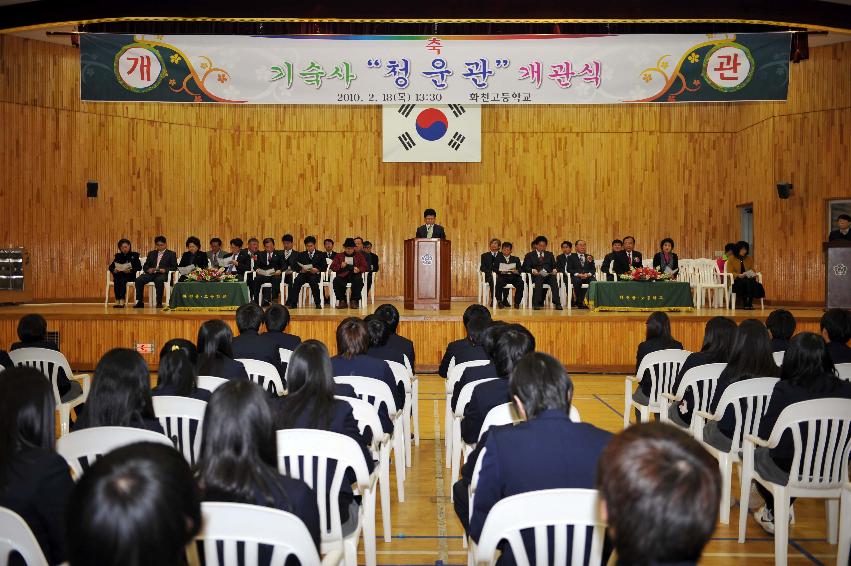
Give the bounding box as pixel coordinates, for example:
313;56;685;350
66;442;200;566
597;422;721;566
652;237;679;276
196;320;249;381
633;312;684;406
263;304;302;377
11;314;81;402
232;303;284;376
493;242;524;309
438;304;492;378
451;321;508;410
107;238;142;308
820;308;851;363
375;303;416;369
133;235;177;309
152;340;210;402
0;367;73;565
726;241;764;310
364;315;405;365
766;309;796;353
522;236;562;310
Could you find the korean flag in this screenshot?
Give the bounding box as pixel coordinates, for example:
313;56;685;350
382;104;481;163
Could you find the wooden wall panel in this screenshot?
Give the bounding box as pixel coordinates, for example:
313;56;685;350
0;34;848;303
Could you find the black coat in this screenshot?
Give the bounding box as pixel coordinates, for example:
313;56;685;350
293;250;328;274
108;251;142;274
142;249;178;272
331;355;401;433
652;251;679;273
255;250;284;272
232;330;286;379
438;339;489;378
521;250;557;274
461;377;510;444
480;251;500;274
828;229;851;241
827;341;851;364
565;253;595;275
387;333;415;371
178;250;209;269
416;224;447;239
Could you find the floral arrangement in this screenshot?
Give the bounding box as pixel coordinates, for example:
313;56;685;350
184;267;238;283
619;266;673;282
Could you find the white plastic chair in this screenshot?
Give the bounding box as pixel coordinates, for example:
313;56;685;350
104;269;135;305
838;482;851;566
365;271;377;306
738;399;851;566
475;489;606;566
0;507;49;566
186;501;341;566
477;272;492;305
56;426;173;479
402;353;419;447
560;272;590;311
152;396;207;467
329;272;368;311
196;375;228;393
773;351;785;366
450;378;498;490
335;395;392;543
522;272;561;309
9;347;90;437
624;349;691;428
693;377;779;524
695;260;730;309
334;375;405;502
836;363;851;381
387;360;414;466
446;359;492;466
319;268;334;306
236;358;285;397
659;363;727;434
724;262;764;311
276;429;377;566
491;272;518;310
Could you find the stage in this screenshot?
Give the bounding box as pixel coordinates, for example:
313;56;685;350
0;301;827;373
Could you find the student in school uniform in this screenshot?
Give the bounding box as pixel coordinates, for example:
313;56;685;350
196;320;249;382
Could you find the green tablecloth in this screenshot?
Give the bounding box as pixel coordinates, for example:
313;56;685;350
167;281;250;311
586;281;694;312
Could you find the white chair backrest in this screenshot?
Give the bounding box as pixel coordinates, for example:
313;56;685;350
196;375;228;393
637;349;691;404
836;363;851;381
0;507;49;566
477;403;582;441
773;351;785;366
8;347;72;404
152;396;207;467
447;355;456;378
447;359;491;391
712;377;779;452
278;348;293;364
335;395;384;450
763;398;851;490
476;488;606;566
674;363;727;415
186;502;321;566
56;426;173;479
455;378;498;417
334;375;399;414
402;353;413;374
275;429;371;543
236;358;285;396
386;360;412;393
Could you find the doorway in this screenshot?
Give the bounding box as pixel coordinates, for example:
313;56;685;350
738;204;754;256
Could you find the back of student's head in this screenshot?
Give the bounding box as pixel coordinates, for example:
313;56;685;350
375;304;401;333
86;348;154;427
264;304;291;333
727;319;778;379
197;320;234;361
492;324;535;377
645;311;673;341
17;313;47;343
66;442;200;566
160;339;197;365
821;308;851;344
235;303;264;333
466;317;490;346
277;339;336;429
155;350;197;396
365;314;391;348
700;316;737;362
197;380;279;506
766;309;796;341
463;304;492;330
509;352;573;418
0;367;55;486
336;317;368;358
596;422;720;564
780;332;839;390
480;321;509;358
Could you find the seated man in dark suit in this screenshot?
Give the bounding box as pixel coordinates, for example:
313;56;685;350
322;238;336;305
465;352;612;562
828;213;851;241
480;238;501;304
597;423;721;566
601;239;625;281
375;303;416;370
554;240;573;274
207;237;225;268
493;242;524;309
522;236;562;310
280;234;298;301
133;235;178;309
286;236;326;309
415;208;447;239
821;307;851;363
565;239;596;309
236;238;260;288
252;238;284;306
223;238;248;276
231;303;285;378
461;324;534;444
622;235;643;271
363;240;379;295
439;304;492;378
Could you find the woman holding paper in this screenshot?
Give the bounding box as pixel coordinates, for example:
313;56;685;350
726;240;765;310
652;238;679;277
330;237;368;308
177;236;209;281
108;239;142;307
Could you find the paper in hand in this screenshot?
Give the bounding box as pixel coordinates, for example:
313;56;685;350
178;265;195;275
498;263;516;272
345;256;354;266
114;262;132;273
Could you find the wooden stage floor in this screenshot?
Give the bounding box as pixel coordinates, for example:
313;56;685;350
0;301;827;372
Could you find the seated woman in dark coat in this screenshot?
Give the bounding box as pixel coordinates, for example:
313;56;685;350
108;238;142;308
725;240;765;310
652;238;679;277
196;320;249;382
177;236;209;281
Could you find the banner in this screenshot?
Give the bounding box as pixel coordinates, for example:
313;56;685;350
383;104;481;162
80;33;790;105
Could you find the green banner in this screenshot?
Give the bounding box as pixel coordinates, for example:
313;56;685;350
167;282;250;311
587;281;694;312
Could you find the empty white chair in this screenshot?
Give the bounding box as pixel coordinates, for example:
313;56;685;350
196;375;228;393
475;489;606;566
739;399;851;566
9;347;90;437
152;396;207;467
0;507;49;566
838;483;851;566
773;351;785;366
56;426;172;479
836;363;851;381
694;260;730;309
624;349;690;428
446;359;492;466
659;363;726;433
276;429;377;566
237;358;285;397
104;269;135;305
450;378;498;490
693;377;779;524
386;360;414;466
186;502;341;566
365;271;377;306
478;272;493;305
402;353;419;447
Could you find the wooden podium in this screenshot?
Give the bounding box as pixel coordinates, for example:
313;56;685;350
404;238;451;310
824;240;851;309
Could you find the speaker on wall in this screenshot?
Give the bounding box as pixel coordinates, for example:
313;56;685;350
776;183;793;199
86;180;98;198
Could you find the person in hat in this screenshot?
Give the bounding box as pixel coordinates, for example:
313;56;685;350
330;238;369;308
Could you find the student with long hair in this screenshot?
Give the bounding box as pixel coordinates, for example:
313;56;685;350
0;367;74;565
438;304;492;378
152;339;209;401
196;380;320;552
703;319;779;451
364;315;405;365
633;312;684;404
196;319;249;381
751;332;851;534
275;340;373;537
375;303;415;369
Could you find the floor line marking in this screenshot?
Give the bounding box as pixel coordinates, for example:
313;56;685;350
433;400;449;563
593;393;624;418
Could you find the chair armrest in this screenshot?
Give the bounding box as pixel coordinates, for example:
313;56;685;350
625;375;640;383
660;392;678;402
743;434;771;448
694;410;718;422
320;550;344;566
71;373;91;399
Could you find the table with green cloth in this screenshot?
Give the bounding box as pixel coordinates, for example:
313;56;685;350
586;281;694;312
167;281;251;311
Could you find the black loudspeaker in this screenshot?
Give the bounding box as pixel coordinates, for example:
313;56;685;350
777;183;793;199
86;180;98;198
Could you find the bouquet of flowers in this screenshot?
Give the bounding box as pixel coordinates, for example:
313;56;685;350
619;266;673;281
184;267;238;283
